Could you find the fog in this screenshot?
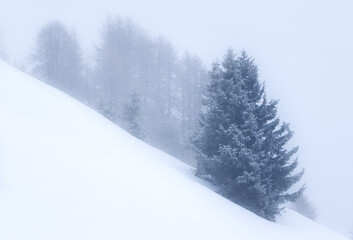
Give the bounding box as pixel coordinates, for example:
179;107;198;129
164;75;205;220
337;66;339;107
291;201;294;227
1;0;353;235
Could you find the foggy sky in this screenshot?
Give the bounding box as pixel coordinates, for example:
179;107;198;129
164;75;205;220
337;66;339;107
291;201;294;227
1;0;353;235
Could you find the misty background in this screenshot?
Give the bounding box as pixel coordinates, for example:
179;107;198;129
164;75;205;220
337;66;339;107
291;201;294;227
1;0;352;235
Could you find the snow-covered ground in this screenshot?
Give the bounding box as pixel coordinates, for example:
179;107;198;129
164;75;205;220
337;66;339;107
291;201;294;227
0;61;348;239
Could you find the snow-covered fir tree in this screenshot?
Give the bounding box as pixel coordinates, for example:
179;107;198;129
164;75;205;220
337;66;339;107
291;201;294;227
192;50;304;221
123;92;144;140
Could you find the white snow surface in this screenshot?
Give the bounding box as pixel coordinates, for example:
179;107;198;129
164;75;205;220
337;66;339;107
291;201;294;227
0;61;347;240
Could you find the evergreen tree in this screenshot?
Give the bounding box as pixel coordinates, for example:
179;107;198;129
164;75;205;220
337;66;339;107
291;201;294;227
123;92;144;139
192;49;304;221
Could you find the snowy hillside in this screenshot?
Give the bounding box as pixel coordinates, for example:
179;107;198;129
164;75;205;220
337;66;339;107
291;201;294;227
0;61;348;240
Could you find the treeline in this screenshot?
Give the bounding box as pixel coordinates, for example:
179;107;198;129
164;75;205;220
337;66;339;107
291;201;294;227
29;17;208;163
3;17;306;221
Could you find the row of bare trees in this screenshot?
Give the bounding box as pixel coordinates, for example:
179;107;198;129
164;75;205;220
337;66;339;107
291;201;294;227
29;17;208;163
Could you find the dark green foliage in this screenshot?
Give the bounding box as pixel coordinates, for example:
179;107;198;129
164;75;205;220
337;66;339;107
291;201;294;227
192;49;304;221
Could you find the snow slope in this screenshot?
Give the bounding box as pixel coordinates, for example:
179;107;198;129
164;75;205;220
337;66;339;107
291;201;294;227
0;61;348;240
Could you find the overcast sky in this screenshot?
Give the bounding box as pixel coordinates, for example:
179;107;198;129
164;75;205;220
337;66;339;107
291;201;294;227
1;0;353;236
